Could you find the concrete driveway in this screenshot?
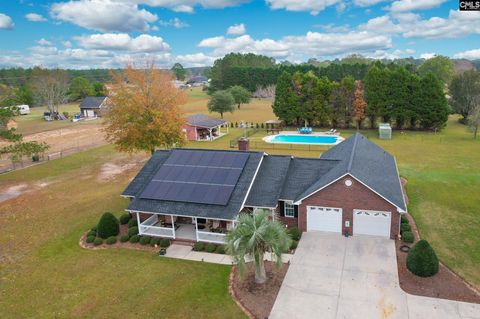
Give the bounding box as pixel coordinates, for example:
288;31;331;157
270;232;480;319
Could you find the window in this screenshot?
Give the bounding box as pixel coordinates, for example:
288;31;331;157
284;202;295;218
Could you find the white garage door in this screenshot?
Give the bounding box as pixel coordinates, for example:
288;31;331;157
307;206;342;233
353;210;391;237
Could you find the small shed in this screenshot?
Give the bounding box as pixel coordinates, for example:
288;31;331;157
379;123;392;140
183;114;228;141
79;96;108;118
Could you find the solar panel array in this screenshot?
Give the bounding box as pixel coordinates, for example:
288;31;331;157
140;150;249;205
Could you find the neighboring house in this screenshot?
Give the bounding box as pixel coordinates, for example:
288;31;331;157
122;133;406;244
186;76;209;87
79;96;108;118
183;113;229;141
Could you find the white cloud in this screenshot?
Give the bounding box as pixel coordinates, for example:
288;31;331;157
359;15;402;34
63;41;73;48
37;38;53;46
159;17;189;28
75;33;171;53
453;49;480;60
354;0;390;7
122;0;249;13
389;0;446;12
314;23;350;33
266;0;341;15
50;0;157;32
0;13;14;30
227;23;246;35
405;48;415;54
198;31;392;60
420;52;436;59
25;13;47;22
175;53;217;67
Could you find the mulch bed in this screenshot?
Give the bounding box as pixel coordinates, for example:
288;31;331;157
230;262;289;319
396;213;480;303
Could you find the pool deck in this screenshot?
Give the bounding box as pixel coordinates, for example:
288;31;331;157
263;131;344;145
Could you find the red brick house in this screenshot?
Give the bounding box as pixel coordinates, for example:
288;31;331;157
183;114;229;141
122;133;406;243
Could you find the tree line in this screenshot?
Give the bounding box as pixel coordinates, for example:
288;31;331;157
273;63;449;130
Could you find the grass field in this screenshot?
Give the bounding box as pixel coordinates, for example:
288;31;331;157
2;87;479;316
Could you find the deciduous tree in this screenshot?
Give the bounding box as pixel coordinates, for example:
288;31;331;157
171;63;187;81
468;104;480;139
450;70;480;124
353;80;366;130
228;85;251;109
418;55;454;85
207;90;235;118
31;68;69;116
69;76;94;101
103;62;187;155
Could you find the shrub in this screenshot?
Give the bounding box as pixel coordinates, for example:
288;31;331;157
290;240;298;250
205;243;216;253
120;234;130;243
91;226;97;232
129;235;140;243
128;226;139;237
215;245;225;254
106;236;117;245
139;236;151;245
406;240;439;277
288;227;302;241
400;223;411;233
193;242;204;251
87;230;97;237
119;213;132;225
97;212;120;239
150;237;161;246
127;218;137;228
93;238;103;246
401;215;409;224
402;231;414;243
160;239;171;248
86;235;95;243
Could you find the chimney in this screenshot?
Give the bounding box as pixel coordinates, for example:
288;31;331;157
238;137;250;151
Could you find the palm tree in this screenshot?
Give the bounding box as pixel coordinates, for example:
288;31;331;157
226;210;291;284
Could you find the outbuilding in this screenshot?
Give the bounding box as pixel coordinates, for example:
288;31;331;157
79;96;108;118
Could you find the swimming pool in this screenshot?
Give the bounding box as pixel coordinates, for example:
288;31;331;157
264;134;343;145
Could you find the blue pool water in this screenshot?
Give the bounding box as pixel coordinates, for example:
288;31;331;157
268;134;340;145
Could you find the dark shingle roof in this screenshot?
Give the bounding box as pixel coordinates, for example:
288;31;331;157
186;114;227;128
245;155;292;208
295;133;406;211
79;96;107;109
125;149;263;220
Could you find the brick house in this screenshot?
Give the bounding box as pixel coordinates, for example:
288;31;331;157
122;133;406;243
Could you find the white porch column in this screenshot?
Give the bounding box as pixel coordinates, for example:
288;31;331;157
136;212;142;235
209;128;212;140
194;217;199;242
171;215;176;239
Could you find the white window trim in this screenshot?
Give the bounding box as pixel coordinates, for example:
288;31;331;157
284;202;295;218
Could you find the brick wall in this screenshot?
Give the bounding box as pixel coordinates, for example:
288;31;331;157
182;124;197;141
297;175;400;239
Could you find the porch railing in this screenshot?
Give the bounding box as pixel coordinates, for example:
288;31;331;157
197;231;226;244
139;215;175;238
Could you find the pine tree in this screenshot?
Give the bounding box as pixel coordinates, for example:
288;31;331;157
272;72;299;125
417;73;449;130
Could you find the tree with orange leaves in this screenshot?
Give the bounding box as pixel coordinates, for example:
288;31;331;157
103;62;187;155
353;80;366;130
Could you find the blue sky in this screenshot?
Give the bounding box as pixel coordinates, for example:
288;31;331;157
0;0;479;68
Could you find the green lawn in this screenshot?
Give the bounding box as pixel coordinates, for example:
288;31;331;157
14;103;101;135
0;146;246;319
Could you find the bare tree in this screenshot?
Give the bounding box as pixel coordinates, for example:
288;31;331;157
469;104;480;139
31;68;69;116
0;84;14;106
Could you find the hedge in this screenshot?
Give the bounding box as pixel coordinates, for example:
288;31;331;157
288;227;302;241
215;245;226;254
406;240;439;277
127;219;138;228
87;230;97;237
93;238;103;246
150;237;161;246
139;236;151;245
290;240;298;250
400;223;411;233
129;235;140;243
119;213;132;225
160;239;170;248
91;226;97;232
128;226;139;237
193;242;204;251
205;243;216;253
106;236;117;245
120;234;130;243
97;212;120;239
401;215;409;224
86;235;95;243
402;231;414;243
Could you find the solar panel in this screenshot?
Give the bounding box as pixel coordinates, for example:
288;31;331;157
140;150;249;205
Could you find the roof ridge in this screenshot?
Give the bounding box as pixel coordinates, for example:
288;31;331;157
347;133;360;172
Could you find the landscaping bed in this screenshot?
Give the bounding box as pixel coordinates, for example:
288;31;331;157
230;262;289;319
396;214;480;303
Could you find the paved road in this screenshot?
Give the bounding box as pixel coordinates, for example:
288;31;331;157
270;232;480;319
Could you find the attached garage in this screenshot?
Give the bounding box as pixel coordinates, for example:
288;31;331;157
353;210;391;238
306;206;342;233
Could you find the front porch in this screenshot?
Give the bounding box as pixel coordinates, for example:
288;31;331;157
195;123;229;141
136;213;232;244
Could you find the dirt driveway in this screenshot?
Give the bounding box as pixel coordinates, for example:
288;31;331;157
270;232;480;319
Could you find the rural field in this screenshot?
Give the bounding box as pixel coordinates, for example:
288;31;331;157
1;88;479;317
